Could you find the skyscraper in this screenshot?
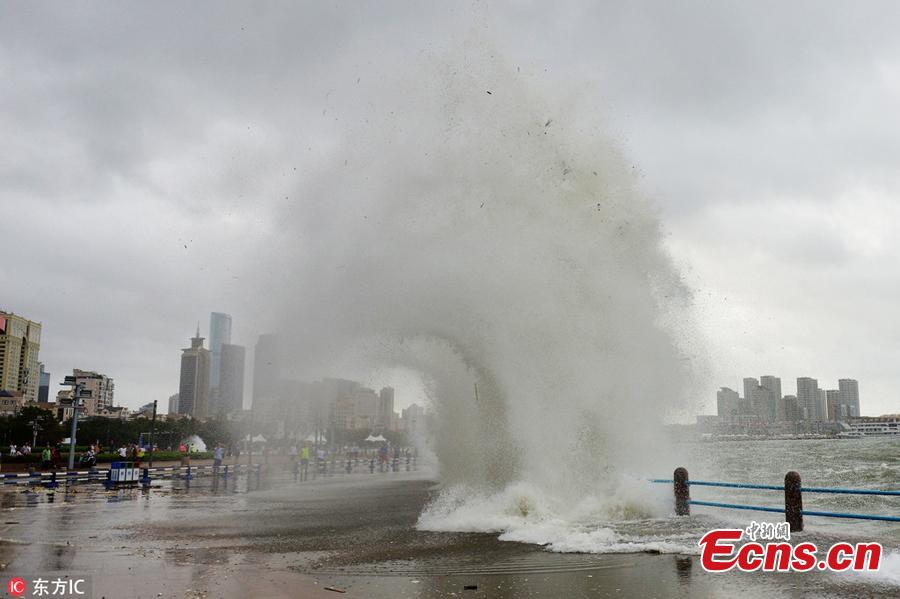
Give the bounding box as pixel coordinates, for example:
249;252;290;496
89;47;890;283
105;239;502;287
219;343;245;414
178;326;211;418
796;377;821;421
749;386;772;422
742;377;758;408
377;386;395;429
826;389;841;421
838;379;860;418
716;387;740;417
0;311;42;404
759;375;782;421
208;312;232;413
38;363;50;403
252;334;281;409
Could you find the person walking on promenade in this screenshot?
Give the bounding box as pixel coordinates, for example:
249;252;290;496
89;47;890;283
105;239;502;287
213;443;224;473
41;446;52;470
299;444;310;481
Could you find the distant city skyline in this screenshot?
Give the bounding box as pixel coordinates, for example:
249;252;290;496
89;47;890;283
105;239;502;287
715;374;862;422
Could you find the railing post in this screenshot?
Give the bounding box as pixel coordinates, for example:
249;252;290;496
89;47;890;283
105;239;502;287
674;467;690;516
785;471;803;532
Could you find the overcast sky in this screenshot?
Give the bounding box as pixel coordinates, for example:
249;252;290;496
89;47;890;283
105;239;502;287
2;2;899;416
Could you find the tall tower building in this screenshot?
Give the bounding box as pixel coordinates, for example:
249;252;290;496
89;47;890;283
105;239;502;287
742;377;759;407
838;379;860;418
219;343;245;414
252;334;281;409
826;389;841;421
38;363;50;403
377;386;395;429
759;375;782;421
178;326;211;418
796;377;821;421
716;387;740;417
0;311;42;403
208;312;232;413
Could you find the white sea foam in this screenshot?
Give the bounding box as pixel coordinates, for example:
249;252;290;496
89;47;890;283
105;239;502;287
417;477;698;555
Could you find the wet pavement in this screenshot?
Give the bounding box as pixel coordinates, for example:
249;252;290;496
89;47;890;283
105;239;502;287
0;467;895;598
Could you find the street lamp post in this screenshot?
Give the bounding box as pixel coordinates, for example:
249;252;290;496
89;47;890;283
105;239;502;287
29;420;42;449
60;376;88;470
148;400;157;468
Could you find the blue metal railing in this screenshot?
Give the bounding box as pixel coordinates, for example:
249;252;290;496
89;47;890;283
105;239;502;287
651;471;900;527
651;478;900;497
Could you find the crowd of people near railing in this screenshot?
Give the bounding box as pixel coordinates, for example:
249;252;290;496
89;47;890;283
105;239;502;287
284;443;416;481
7;439;164;471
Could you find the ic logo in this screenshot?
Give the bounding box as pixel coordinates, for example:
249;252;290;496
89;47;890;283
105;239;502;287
7;577;26;597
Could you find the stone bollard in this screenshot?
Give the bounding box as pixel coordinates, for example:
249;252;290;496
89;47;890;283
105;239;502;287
785;471;803;532
674;467;690;516
141;467;151;488
223;464;229;480
185;464;193;480
369;458;375;474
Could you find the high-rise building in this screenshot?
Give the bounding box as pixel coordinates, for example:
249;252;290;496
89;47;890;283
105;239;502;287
402;403;426;437
178;326;211;418
377;386;395;429
759;375;782;421
817;389;828;421
218;343;245;414
716;387;740;417
208;312;232;413
749;385;772;422
252;334;281;409
38;363;50;403
71;369;115;416
796;377;821;421
168;393;180;415
782;395;801;421
742;377;758;409
826;389;840;421
0;311;42;404
838;379;860;418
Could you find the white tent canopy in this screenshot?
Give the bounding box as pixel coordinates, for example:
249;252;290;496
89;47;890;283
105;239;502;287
364;434;387;443
244;434;267;443
304;433;326;443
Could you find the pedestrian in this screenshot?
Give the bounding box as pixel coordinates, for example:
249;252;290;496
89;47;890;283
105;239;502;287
41;446;52;470
300;444;310;481
213;443;224;473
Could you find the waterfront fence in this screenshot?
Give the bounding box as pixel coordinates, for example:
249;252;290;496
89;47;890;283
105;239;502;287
652;467;900;531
